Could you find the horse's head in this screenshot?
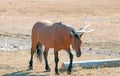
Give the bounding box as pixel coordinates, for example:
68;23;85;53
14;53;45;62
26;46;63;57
71;33;82;57
71;22;94;57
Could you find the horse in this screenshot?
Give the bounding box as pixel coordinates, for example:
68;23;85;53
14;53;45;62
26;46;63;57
28;20;94;74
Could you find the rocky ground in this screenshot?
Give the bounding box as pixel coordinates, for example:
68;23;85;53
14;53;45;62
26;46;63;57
0;33;31;51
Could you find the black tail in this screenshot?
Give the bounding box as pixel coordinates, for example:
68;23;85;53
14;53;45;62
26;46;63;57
36;42;43;63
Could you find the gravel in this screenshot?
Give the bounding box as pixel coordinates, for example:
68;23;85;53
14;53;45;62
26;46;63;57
0;36;31;51
82;47;120;57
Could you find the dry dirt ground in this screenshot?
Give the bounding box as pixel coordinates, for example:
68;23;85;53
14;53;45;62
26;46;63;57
0;0;120;76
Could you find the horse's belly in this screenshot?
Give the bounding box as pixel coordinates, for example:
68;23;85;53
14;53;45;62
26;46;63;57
40;36;70;50
42;41;54;48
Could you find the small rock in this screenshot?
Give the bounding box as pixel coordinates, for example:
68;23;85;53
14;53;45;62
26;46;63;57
88;48;92;51
13;45;18;48
96;51;100;54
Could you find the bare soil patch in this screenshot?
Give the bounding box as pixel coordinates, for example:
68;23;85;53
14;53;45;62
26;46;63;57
0;0;120;75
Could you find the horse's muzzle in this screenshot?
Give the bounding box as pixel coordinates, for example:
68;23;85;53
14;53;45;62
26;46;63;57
76;52;81;57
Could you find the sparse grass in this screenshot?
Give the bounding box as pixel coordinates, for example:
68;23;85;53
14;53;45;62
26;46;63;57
0;0;120;75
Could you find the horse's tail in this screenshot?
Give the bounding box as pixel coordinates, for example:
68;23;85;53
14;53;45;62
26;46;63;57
36;42;43;63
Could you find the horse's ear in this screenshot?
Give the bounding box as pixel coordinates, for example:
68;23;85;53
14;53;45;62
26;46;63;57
79;33;84;38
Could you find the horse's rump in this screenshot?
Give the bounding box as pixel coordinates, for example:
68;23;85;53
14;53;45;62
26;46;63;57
32;20;54;48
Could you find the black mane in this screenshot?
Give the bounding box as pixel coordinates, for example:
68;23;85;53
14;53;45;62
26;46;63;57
67;25;79;38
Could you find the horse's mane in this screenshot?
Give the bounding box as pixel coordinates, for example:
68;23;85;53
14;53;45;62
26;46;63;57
66;24;79;38
53;22;79;38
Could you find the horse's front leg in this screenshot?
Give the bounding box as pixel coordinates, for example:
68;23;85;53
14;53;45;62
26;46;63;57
67;48;73;74
54;51;60;75
43;48;51;71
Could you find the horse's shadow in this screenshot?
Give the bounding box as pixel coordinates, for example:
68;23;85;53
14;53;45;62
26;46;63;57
2;70;36;76
2;69;50;76
2;67;67;76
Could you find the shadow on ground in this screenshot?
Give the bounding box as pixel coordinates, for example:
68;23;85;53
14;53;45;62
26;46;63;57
3;71;30;76
2;69;50;76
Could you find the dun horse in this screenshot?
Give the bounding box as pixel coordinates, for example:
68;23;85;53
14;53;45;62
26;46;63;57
29;20;94;74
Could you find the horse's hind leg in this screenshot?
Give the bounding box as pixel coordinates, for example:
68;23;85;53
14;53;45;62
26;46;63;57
29;41;37;70
29;48;35;70
43;47;51;71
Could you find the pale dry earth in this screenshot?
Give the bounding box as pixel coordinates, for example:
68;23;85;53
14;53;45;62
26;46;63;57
0;0;120;76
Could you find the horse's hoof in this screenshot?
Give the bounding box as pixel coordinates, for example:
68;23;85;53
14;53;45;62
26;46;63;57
27;67;33;71
67;70;71;74
55;72;60;75
46;68;51;72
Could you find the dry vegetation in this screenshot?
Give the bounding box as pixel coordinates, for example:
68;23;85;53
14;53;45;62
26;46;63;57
0;0;120;76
